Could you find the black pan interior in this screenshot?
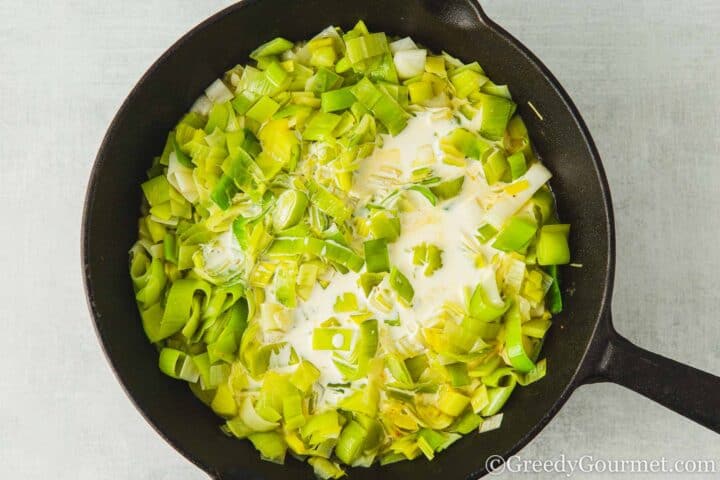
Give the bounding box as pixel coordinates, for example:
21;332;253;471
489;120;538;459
83;0;614;478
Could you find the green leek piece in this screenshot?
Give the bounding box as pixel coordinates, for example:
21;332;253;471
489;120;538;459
482;81;512;99
386;354;413;386
313;327;354;350
333;319;378;381
445;363;470;387
408;81;434;104
437;386;470;416
351;77;408;135
231;91;256;115
209;364;231;390
291;360;321;392
133;256;166;308
481;382;517;417
282;394;305;429
144;279;211;342
334;292;359;313
476;93;516;140
470;385;489;414
451;412;484;434
171;136;193;168
482;149;509;185
364;238;390;273
225;416;252;439
359;272;384;297
368;210;400;241
417;428;444;460
368;57;401;90
311;45;338;68
221;148;264;196
240;396;279;432
450;68;487;99
405;185;437;206
523;318;552;338
322;241;365;273
248;431;287;464
416;429;461;461
205;102;231;133
424;245;443;276
532;187;556;223
404;354;428;382
306;180;352;222
518;359;547;386
246;96;280;123
141;175;171;206
206;300;249;363
301;410;342;445
163;234;178;264
345;32;388;64
476;223;498;244
505;302;535;373
297;262;319;300
335;421;367;465
210;175;238;210
492;216;537;252
537;224;570;265
211;383;238;418
266;61;290;86
429;176;465;200
303;112;342;141
389;266;414;303
425;55;446;76
468;283;507;323
267;236;324;256
272;190;309;231
274;262;298;308
546;265;563;314
158;348;199;382
507;151;527;180
412;242;443;276
145;217;166;243
412;243;426;266
321;87;356;113
309;457;346;479
250;37;294;60
307;67;343;94
440;128;490;160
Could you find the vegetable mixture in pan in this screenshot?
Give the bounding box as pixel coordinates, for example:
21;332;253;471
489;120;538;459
130;21;570;478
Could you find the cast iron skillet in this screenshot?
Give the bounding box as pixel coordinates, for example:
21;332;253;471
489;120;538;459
82;0;720;478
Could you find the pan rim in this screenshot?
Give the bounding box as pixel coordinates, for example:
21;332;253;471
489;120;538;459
81;1;617;478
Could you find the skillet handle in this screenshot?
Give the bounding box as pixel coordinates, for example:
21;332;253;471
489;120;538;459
593;326;720;433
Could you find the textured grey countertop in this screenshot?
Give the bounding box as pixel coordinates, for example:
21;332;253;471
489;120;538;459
1;1;718;478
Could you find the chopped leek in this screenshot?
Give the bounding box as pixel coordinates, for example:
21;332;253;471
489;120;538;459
537;224;571;265
321;87;356;113
475;93;516;140
272;190;308;231
368;210;400;241
389;266;414;303
250;37;294;60
313;328;353;351
492;216;537;252
363;238;390;273
429;176;465;200
130;24;570;474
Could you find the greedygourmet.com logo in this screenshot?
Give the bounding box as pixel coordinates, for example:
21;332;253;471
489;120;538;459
485;454;718;476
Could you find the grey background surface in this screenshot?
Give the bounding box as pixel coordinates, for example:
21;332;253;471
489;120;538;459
1;0;718;478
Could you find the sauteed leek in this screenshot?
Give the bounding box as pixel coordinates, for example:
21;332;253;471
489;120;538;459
130;21;571;478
